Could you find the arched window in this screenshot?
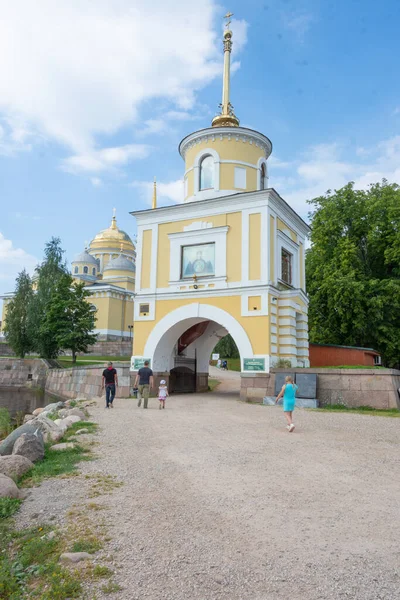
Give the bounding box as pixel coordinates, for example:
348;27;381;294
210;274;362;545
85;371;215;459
83;266;88;274
74;266;78;274
92;267;96;276
199;155;214;190
260;163;267;190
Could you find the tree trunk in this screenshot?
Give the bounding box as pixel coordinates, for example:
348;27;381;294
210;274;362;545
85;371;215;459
72;351;76;364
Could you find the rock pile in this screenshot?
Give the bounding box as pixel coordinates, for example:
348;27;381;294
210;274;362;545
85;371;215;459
0;400;89;498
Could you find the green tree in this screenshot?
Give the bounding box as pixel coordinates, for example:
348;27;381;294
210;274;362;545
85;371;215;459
306;180;400;367
3;270;35;358
29;237;69;358
213;334;240;359
41;275;97;363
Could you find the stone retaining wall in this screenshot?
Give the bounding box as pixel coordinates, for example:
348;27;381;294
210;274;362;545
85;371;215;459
0;358;48;389
240;368;400;409
0;342;15;357
45;363;131;400
81;341;132;356
0;340;132;357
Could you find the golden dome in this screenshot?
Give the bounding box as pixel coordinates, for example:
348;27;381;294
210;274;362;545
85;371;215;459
89;215;135;253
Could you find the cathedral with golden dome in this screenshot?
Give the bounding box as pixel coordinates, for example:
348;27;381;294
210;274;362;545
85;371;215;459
71;211;136;347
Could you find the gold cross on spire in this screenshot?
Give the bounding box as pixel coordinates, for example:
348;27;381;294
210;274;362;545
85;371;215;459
211;11;239;127
224;11;233;29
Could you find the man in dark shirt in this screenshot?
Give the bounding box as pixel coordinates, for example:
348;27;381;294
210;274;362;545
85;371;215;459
134;361;154;409
102;362;118;408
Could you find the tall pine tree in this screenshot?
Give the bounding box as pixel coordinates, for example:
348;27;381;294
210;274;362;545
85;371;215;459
29;237;69;358
3;270;35;358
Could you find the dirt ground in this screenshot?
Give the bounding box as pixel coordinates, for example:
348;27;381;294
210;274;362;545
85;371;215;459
18;385;400;599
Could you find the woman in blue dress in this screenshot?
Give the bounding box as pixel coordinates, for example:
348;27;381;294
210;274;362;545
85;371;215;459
275;376;298;432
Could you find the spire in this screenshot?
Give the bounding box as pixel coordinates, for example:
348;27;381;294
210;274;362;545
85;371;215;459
212;12;239;128
111;207;117;229
152;177;157;209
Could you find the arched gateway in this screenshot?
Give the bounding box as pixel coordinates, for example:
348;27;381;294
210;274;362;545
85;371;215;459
142;303;253;393
130;22;310;402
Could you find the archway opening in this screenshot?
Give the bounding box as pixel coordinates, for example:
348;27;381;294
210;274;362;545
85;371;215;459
150;317;242;395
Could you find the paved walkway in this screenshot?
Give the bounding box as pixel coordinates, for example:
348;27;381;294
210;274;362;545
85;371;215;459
83;392;399;599
209;365;240;394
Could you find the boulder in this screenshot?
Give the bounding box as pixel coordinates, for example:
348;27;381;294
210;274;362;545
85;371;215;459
60;552;92;563
0;455;34;479
53;419;68;433
50;442;75;451
0;423;42;456
23;414;35;424
0;473;20;498
66;408;86;420
35;415;64;443
58;408;86;420
62;415;81;427
41;401;65;416
32;407;44;416
12;432;44;463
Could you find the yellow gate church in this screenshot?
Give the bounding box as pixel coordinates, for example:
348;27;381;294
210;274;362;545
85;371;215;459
131;20;310;401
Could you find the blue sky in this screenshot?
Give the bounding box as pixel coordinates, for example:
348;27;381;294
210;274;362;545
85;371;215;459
1;0;400;299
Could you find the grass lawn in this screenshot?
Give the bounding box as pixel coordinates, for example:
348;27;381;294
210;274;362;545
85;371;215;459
58;355;130;368
208;378;221;392
57;359;106;368
210;358;241;371
312;405;399;417
222;358;240;371
73;355;130;362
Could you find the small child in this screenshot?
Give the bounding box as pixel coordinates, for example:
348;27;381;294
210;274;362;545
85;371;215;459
275;375;298;432
158;379;168;409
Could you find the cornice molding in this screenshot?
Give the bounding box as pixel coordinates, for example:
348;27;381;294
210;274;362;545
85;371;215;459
179;127;272;161
131;189;310;237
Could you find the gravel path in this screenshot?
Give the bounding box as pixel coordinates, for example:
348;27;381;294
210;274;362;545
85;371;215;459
18;392;400;599
209;365;240;394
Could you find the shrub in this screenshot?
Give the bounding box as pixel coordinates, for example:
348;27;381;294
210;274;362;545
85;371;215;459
0;407;11;439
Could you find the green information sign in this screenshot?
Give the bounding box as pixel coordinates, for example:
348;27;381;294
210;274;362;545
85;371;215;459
243;358;265;371
132;358;151;370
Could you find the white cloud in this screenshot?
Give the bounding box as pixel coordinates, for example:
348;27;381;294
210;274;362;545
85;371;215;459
0;233;38;290
165;110;199;122
0;0;234;160
14;212;41;221
0;116;36;156
282;11;315;42
229;19;248;57
90;177;103;187
62;144;150;174
268;155;291;169
271;136;400;219
132;179;184;207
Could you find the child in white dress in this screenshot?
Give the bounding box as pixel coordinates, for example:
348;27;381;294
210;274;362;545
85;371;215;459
158;380;168;409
